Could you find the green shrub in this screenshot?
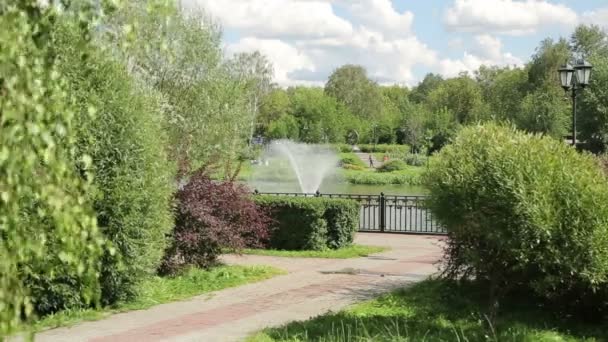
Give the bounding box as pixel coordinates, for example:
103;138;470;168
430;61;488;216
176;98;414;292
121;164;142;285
378;160;408;172
254;196;359;250
358;144;409;154
254;196;327;250
340;170;422;185
52;24;175;305
404;154;428;166
336;144;354;153
424;124;608;313
1;6;105;334
339;153;367;169
323;199;359;249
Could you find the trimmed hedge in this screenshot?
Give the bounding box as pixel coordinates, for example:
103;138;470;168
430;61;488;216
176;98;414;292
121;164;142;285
254;196;359;250
340;153;368;170
324;200;359;249
424;124;608;314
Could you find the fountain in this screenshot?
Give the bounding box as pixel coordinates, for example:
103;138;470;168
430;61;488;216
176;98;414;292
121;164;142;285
249;140;338;193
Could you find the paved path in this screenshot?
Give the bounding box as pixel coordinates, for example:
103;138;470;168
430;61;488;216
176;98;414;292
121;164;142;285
30;233;443;342
354;152;383;169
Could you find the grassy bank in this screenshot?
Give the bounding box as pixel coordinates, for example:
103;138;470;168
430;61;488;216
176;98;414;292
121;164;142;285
250;279;607;341
240;245;388;259
33;265;284;331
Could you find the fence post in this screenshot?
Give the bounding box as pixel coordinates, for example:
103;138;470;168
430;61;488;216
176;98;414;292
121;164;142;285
380;192;386;232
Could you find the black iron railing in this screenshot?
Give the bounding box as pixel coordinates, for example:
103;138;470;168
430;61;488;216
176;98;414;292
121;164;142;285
254;191;446;235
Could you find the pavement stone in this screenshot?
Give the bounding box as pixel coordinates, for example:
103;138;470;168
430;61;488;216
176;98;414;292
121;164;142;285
25;233;443;342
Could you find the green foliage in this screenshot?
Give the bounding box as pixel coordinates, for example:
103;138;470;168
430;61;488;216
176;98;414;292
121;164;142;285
254;196;328;250
341;169;422;185
424;124;608;312
0;2;106;335
251;279;608;342
579;53;608;153
267;114;300;140
52;23;175;306
378;160;408;173
322;199;359;249
357;144;409;154
404;154;428;167
111;3;263;177
324;64;383;121
339;153;367;169
427;74;486;124
254;196;359;251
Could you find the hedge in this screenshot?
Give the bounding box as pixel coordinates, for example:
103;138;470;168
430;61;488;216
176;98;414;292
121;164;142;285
40;23;175;309
254;196;359;250
424;124;608;313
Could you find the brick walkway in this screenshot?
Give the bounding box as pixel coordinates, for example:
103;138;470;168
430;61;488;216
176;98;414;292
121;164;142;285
28;233;443;342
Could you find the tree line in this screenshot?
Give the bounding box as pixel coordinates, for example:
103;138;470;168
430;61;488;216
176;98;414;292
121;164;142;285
256;24;608;154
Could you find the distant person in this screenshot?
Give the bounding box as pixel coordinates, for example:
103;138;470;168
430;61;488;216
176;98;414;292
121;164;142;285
369;154;374;168
383;154;389;163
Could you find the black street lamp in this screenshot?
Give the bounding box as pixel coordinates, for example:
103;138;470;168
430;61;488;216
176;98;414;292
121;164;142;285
558;59;592;146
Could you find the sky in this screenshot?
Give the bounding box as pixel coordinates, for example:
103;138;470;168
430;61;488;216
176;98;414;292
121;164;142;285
183;0;608;87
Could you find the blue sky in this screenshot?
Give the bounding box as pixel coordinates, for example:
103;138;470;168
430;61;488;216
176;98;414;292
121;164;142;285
186;0;608;86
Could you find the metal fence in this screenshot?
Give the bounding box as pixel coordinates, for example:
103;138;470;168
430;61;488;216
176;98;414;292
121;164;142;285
254;191;446;235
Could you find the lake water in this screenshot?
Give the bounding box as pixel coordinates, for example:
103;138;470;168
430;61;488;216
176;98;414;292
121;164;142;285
247;180;427;196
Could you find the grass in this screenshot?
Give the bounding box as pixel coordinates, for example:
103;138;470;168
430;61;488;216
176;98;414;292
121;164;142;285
249;279;608;342
239;245;388;259
32;265;285;331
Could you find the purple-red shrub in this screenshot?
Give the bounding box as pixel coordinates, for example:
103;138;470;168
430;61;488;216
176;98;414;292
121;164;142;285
160;172;271;274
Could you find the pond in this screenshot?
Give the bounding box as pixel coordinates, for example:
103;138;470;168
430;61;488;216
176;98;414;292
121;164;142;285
246;180;427;196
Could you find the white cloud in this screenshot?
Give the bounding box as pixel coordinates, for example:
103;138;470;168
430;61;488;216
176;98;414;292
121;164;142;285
582;7;608;29
192;0;534;86
439;35;522;77
227;38;315;86
186;0;353;39
347;0;414;36
444;0;578;35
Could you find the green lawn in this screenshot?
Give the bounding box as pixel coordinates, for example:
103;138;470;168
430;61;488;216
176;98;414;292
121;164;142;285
249;279;607;342
33;265;285;331
240;245;388;259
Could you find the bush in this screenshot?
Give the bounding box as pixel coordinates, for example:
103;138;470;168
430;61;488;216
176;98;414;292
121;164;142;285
335;144;354;153
340;170;422;185
378;160;408;172
424;124;608;313
161;173;271;274
339;153;367;169
50;23;175;306
358;144;409;154
323;200;359;249
254;196;359;250
404;154;428;166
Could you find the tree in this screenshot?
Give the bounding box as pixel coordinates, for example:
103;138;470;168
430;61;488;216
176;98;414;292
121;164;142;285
578;53;608;152
427;74;486;124
109;3;257;178
570;25;608;58
258;88;291;137
324;64;383;121
289;87;352;143
0;2;105;335
484;67;529;122
517;85;569;138
227;51;274;145
409;73;443;104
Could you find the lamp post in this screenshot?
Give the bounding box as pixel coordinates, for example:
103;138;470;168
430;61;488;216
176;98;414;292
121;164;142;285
558;59;592;146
